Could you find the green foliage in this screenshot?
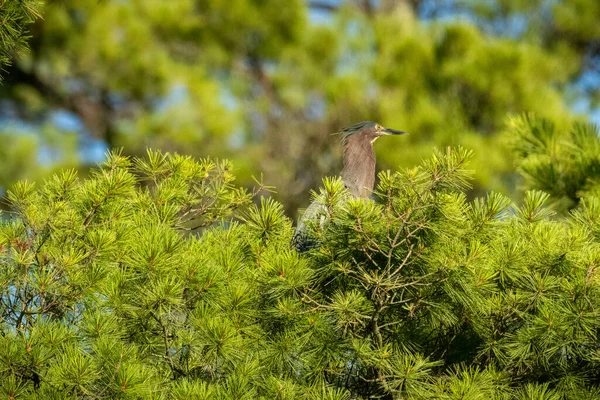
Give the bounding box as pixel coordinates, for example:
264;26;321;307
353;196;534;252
0;0;44;76
509;114;600;211
0;150;255;398
3;147;600;398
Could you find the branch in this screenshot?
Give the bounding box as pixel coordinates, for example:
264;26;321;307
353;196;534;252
150;312;183;379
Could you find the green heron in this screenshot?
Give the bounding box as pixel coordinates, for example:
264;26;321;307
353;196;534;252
292;121;406;251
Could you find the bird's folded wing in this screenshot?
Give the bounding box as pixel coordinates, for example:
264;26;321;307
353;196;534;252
292;200;328;252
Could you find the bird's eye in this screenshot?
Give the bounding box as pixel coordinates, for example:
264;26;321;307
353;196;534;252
376;124;382;130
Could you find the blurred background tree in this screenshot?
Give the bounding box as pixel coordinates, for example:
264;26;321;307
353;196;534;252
1;0;599;215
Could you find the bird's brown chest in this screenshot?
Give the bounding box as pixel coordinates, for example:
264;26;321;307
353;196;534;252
341;137;377;198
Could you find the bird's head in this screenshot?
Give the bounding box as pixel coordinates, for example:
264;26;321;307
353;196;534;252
338;121;406;146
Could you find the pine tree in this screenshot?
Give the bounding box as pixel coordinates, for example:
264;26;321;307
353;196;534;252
3;142;600;398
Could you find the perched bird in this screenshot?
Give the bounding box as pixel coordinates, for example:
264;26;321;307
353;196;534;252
292;121;406;251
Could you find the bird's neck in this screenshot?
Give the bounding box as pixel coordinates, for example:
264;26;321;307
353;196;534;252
341;137;376;198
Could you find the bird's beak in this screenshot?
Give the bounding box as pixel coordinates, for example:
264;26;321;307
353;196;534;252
380;127;407;135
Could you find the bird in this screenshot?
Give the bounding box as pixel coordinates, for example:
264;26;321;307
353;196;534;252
292;121;406;252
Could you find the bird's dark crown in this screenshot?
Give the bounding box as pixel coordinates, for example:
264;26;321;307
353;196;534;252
336;121;406;143
339;121;379;139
